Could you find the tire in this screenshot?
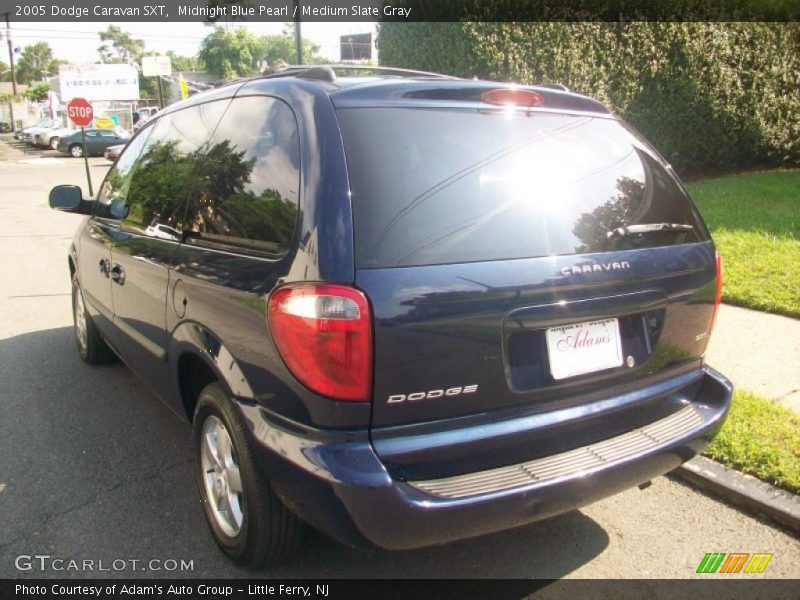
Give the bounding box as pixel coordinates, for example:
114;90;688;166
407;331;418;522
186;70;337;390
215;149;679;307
71;275;116;364
69;144;83;158
49;136;60;150
193;382;305;567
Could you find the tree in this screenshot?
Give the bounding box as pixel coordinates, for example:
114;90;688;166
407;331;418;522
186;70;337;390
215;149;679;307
96;26;163;102
260;33;324;67
166;51;200;72
199;27;326;79
14;42;60;84
0;60;11;82
23;82;51;103
97;25;145;64
198;27;263;79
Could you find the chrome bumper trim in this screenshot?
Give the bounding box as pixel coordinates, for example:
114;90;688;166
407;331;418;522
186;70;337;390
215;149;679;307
409;404;703;499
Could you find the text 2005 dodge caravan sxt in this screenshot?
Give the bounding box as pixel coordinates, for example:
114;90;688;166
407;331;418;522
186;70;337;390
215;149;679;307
49;66;732;566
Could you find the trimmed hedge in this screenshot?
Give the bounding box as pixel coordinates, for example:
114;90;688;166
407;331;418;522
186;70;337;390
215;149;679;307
377;22;800;175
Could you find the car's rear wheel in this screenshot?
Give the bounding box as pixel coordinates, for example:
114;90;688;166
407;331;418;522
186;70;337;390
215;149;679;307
69;144;83;158
72;276;116;364
49;137;60;150
193;382;305;567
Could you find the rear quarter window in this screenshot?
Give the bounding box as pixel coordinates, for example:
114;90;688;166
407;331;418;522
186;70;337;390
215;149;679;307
337;108;708;268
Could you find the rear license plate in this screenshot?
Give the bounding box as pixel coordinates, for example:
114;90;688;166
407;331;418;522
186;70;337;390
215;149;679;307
545;318;623;380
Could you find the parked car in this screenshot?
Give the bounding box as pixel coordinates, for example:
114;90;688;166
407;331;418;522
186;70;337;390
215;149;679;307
133;106;159;125
16;119;58;142
0;122;12;133
145;219;181;241
33;125;77;150
56;129;129;157
48;65;731;567
104;143;125;162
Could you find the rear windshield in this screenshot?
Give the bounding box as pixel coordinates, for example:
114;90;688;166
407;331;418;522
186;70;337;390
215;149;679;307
337;108;708;269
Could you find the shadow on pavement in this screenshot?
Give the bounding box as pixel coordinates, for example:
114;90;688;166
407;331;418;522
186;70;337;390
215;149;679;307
0;326;609;579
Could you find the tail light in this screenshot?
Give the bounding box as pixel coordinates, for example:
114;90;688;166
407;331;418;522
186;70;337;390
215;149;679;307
709;251;723;335
267;283;372;401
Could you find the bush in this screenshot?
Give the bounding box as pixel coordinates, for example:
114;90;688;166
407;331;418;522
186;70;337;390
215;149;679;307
23;82;50;103
377;22;800;175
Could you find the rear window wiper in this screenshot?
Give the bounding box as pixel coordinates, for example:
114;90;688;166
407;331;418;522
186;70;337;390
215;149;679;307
607;223;694;239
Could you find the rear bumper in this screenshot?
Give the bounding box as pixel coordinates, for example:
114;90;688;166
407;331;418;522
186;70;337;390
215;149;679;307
238;366;732;551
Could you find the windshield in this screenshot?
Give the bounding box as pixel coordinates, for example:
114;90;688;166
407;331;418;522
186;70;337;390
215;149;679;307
338;108;708;269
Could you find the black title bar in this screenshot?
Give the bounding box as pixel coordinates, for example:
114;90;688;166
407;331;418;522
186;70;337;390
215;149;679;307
0;0;799;22
4;579;800;600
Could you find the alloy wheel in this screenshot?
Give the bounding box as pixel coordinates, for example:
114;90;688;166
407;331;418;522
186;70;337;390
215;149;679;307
73;285;88;354
200;415;245;537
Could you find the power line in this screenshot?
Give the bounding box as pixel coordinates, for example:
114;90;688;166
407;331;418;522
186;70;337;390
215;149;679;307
9;25;211;39
9;32;207;42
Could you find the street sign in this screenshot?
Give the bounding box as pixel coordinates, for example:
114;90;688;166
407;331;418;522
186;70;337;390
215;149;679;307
142;55;172;77
67;98;93;127
67;97;95;198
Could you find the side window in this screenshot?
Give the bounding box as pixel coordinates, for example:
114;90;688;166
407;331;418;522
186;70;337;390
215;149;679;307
117;100;230;240
96;124;155;217
182;96;300;256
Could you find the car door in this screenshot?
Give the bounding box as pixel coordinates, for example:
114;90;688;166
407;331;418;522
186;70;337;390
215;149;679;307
109;100;230;404
77;216;117;344
81;125;155;347
97;130;119;152
81;130;100;154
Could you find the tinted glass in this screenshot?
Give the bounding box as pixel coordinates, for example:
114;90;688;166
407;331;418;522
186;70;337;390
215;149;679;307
96;124;155;217
338;108;708;268
117;100;230;239
181;96;300;256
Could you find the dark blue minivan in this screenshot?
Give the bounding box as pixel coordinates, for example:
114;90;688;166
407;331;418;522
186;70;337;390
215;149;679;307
49;66;732;566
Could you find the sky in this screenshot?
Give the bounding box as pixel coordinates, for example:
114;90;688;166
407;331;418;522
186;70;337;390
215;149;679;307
5;21;378;65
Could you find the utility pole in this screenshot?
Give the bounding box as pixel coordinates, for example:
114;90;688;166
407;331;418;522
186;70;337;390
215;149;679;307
293;0;302;64
4;13;18;130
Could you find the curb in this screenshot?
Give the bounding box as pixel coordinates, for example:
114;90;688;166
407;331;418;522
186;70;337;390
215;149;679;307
673;455;800;534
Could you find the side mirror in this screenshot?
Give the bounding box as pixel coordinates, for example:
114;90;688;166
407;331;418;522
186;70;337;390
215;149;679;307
108;197;129;219
49;185;83;211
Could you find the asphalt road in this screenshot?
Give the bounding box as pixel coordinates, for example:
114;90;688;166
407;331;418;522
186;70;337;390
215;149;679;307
0;135;798;579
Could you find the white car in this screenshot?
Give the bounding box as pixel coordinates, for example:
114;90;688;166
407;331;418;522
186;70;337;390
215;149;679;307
33;126;77;150
17;119;58;142
144;220;181;241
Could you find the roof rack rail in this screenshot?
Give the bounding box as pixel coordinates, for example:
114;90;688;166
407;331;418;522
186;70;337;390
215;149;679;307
260;64;459;82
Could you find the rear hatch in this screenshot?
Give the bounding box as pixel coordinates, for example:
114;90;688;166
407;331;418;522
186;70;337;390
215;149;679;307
334;86;717;477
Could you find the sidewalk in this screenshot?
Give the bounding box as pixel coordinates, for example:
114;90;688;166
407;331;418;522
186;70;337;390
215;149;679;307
0;133;36;161
705;304;800;413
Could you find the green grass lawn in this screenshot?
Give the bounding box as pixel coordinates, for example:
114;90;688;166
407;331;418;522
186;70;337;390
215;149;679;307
687;170;800;317
704;390;800;494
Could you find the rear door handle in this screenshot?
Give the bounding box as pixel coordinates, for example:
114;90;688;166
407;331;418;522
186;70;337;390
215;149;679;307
110;264;125;285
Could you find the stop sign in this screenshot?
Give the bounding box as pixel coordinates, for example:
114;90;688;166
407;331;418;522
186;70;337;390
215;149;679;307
67;98;94;127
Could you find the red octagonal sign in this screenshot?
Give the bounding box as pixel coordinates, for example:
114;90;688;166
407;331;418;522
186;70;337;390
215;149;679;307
67;98;93;127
